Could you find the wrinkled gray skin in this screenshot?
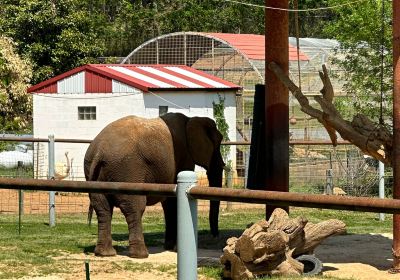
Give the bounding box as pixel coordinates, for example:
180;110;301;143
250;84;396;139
84;113;224;258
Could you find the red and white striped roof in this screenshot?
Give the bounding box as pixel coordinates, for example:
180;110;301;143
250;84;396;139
28;64;241;94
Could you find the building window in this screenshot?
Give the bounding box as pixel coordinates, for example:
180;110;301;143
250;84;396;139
78;106;96;120
159;106;168;116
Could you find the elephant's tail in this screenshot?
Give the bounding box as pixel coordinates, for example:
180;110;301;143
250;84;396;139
88;203;94;226
84;144;105;181
84;151;102;227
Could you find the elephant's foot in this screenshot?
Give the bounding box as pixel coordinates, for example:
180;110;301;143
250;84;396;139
94;244;117;257
128;241;149;258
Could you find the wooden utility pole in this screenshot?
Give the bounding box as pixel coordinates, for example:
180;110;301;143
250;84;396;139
265;0;289;218
392;0;400;272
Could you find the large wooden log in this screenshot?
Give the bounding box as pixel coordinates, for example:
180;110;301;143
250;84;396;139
294;219;346;256
220;208;346;279
236;230;288;263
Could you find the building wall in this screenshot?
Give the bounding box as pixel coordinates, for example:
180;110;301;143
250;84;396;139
33;90;236;181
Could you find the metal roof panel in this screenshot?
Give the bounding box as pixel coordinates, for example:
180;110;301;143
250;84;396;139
204;33;309;61
28;64;242;93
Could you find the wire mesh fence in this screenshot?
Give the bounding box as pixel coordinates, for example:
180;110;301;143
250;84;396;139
0;139;89;214
0;137;391;215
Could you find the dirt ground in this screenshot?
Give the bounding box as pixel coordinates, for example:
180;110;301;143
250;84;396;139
4;233;399;280
314;233;398;280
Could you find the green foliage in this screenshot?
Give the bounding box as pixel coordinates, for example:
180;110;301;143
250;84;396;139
0;36;32;132
0;0;105;84
101;0;333;55
0;164;33;177
93;0;267;56
213;94;231;167
323;0;392;123
198;267;223;279
290;183;324;194
289;0;336;38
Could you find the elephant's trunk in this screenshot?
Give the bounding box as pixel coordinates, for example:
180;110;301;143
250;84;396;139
207;151;224;237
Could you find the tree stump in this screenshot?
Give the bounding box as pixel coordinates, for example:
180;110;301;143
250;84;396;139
220;208;346;279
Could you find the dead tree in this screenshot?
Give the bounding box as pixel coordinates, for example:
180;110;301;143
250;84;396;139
267;62;392;166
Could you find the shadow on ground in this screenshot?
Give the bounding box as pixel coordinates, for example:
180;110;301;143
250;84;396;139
84;230;394;271
81;229;238;259
109;229;242;250
316;233;393;270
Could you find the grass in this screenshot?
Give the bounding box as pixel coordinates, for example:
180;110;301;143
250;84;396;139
0;207;393;279
0;166;33;178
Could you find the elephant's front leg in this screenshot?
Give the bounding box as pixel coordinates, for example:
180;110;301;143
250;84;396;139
162;197;177;251
118;195;149;258
89;193;116;256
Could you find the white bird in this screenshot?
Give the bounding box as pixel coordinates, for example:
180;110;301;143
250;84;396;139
54;152;72;180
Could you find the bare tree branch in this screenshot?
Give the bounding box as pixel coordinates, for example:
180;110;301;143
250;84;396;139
267;62;392;166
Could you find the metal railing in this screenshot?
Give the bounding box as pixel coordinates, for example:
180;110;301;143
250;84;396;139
0;136;387;215
0;136;351;145
0;173;400;279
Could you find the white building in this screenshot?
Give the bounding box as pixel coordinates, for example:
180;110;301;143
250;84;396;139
28;64;240;180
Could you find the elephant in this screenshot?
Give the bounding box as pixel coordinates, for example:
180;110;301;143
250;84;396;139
84;112;224;258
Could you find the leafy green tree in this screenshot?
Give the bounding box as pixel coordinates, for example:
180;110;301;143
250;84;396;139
0;37;32;132
93;0;267;57
159;0;265;34
0;0;105;84
323;0;392;123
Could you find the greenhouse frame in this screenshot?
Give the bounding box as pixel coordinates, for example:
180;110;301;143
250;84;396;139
122;32;343;139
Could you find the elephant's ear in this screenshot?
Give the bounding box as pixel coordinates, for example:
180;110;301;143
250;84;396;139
186;117;223;169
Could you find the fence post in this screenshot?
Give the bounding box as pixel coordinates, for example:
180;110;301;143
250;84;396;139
226;169;233;211
379;161;385;221
17;161;24;215
325;169;333;195
17;161;24;235
177;171;198;280
48;135;56;227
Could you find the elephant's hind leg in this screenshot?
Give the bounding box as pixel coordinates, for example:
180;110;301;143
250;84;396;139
90;193;117;257
118;195;149;258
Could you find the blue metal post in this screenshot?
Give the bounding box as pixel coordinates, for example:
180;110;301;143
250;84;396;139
177;171;198;280
48;135;56;227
